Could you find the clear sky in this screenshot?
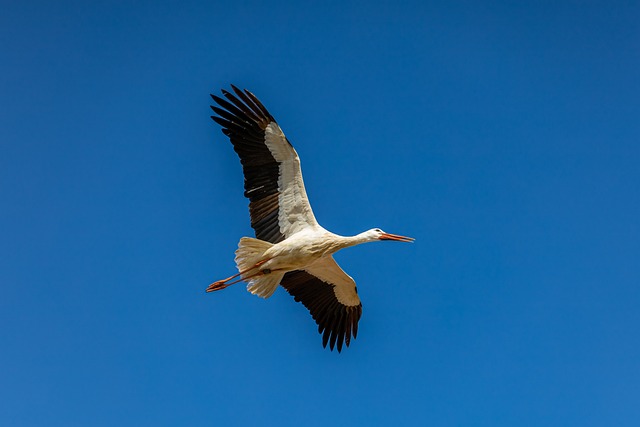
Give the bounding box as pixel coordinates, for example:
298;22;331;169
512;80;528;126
1;1;639;425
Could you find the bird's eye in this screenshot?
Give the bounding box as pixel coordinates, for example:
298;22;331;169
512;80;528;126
374;228;382;233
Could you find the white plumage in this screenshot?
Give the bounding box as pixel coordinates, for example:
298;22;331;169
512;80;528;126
206;86;414;352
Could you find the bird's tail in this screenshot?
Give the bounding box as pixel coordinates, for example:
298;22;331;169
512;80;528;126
235;237;283;299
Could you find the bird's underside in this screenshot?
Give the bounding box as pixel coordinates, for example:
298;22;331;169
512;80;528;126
206;232;364;352
207;85;413;352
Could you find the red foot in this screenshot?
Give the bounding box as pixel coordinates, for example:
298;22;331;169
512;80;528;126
206;281;231;293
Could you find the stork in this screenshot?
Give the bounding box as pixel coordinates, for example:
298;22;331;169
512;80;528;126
207;85;414;352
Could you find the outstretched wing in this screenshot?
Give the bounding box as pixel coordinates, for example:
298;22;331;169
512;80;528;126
280;256;363;352
210;86;319;243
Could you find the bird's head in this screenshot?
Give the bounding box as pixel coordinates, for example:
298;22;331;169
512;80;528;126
366;228;415;243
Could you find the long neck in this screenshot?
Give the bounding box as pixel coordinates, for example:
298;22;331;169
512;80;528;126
320;231;374;257
336;231;372;250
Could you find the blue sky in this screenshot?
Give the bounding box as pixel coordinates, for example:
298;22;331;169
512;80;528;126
1;0;639;425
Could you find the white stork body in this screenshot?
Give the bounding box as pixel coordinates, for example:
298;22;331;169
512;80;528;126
207;86;413;352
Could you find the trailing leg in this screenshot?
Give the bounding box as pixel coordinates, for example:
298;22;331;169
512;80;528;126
205;237;274;293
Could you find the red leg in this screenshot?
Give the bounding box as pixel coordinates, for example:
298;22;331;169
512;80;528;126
205;259;270;293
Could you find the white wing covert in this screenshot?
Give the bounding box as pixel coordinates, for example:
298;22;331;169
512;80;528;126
211;86;319;243
280;256;362;352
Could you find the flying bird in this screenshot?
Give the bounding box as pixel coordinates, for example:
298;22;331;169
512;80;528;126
207;85;414;352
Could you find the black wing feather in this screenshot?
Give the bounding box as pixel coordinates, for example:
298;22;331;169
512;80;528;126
210;87;286;243
280;270;362;352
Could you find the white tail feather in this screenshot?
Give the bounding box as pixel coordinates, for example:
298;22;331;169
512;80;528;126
234;237;271;272
234;237;282;299
246;272;284;298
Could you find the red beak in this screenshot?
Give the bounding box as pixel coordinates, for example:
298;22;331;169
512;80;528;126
379;233;415;243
